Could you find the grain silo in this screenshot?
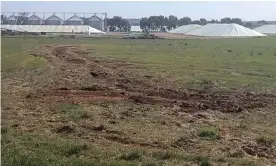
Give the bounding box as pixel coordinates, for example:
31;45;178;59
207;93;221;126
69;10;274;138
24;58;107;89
64;14;84;25
44;14;63;25
86;15;104;31
6;14;17;25
24;14;43;25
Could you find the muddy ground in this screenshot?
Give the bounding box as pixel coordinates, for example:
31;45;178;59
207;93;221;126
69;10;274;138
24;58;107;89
27;45;275;112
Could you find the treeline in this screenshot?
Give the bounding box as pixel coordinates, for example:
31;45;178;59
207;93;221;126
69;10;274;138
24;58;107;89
140;16;248;31
106;15;269;32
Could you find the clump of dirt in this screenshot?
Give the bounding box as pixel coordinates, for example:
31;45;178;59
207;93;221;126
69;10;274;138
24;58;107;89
55;125;74;134
242;143;276;159
93;125;106;132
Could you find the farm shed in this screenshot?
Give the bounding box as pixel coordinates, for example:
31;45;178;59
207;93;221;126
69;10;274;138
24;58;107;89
130;26;142;32
5;14;17;25
45;14;63;25
64;14;84;25
86;15;104;31
24;14;43;25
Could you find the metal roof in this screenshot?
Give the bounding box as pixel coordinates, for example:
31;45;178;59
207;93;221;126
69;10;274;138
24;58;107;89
7;15;17;20
66;14;83;21
46;14;63;21
27;14;42;20
88;15;102;21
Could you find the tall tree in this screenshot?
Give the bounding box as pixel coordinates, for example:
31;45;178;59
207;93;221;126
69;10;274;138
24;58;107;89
231;18;243;25
199;18;208;25
140;17;150;30
244;22;253;28
192;20;201;24
157;15;167;31
178;17;191;26
148;16;158;31
257;20;268;25
107;16;130;32
220;17;231;23
167;15;178;30
209;19;219;23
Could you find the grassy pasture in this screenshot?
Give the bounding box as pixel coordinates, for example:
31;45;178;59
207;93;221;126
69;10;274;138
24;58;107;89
1;36;276;166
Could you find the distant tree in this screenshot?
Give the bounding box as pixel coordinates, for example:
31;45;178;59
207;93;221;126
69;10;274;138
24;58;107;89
178;17;191;26
209;19;219;23
231;18;243;25
148;16;158;31
220;17;232;24
158;15;168;31
108;25;116;32
107;16;130;32
121;19;131;32
199;18;208;25
244;22;253;28
192;20;201;24
145;15;167;31
140;17;150;30
257;20;268;25
167;15;178;30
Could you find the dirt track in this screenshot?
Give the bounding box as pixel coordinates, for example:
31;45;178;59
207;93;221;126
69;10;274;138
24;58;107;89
27;45;276;113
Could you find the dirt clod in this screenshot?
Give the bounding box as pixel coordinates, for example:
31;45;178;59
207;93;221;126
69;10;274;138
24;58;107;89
90;72;99;77
93;125;106;132
56;125;74;133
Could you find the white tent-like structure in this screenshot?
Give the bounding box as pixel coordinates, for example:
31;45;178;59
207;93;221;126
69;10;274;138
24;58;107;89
1;25;105;34
254;25;276;35
168;24;201;34
185;23;266;37
130;26;142;32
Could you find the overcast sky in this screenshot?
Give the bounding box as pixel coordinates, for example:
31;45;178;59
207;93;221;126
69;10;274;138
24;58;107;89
2;1;276;21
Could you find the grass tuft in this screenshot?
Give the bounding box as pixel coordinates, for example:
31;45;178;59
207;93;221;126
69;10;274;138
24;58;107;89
152;151;175;160
173;136;190;147
197;127;220;140
256;135;275;146
55;103;89;121
200;159;212;166
120;150;141;161
63;143;88;156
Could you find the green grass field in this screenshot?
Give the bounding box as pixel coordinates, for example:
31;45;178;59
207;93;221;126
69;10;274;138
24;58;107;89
2;36;276;166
